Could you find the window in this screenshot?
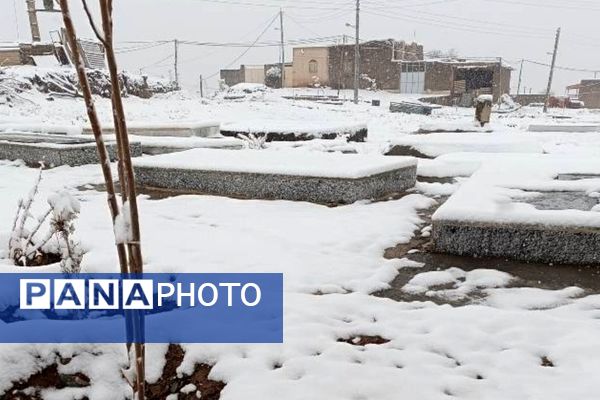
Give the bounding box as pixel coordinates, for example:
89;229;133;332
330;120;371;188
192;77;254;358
308;60;318;74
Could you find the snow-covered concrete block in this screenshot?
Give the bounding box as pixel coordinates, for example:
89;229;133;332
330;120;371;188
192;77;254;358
111;135;243;155
528;124;600;133
385;133;543;158
83;121;221;138
416;121;493;134
0;123;82;136
220;120;368;142
433;220;600;265
432;154;600;265
0;133;142;168
133;149;417;204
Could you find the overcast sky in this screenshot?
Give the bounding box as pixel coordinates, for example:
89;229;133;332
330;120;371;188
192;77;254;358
2;0;600;93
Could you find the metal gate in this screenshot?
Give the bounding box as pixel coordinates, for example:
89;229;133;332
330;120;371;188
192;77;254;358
400;62;425;94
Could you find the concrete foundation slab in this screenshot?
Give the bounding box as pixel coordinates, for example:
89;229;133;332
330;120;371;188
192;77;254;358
133;149;416;204
0;133;142;168
385;133;542;158
121;135;243;155
432;155;600;265
528;124;600;132
433;220;600;265
83;122;221;138
220;121;367;142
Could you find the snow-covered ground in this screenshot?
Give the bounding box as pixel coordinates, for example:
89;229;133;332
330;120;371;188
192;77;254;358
1;86;600;399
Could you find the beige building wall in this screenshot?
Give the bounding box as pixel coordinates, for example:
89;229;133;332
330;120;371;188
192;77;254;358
244;65;266;84
292;47;329;87
0;48;23;66
284;65;293;88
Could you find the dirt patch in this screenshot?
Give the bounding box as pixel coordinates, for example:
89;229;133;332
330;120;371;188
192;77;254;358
376;194;600;306
337;336;390;346
3;364;90;400
540;356;555;367
146;344;225;400
2;346;224;400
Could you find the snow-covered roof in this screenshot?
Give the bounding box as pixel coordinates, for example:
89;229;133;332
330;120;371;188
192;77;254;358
0;43;20;51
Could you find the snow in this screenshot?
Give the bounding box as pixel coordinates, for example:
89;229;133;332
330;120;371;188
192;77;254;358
31;55;60;68
47;190;81;221
133;148;417;179
108;134;242;150
221;120;367;136
403;268;513;296
432;153;600;227
390;132;543;158
418;120;494;133
0;123;83;136
228;83;268;93
2;85;600;399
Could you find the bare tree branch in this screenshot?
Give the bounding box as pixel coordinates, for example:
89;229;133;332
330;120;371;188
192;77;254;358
81;0;107;46
58;0;133;356
99;1;146;398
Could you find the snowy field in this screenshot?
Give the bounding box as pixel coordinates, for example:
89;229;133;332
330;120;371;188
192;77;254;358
1;85;600;399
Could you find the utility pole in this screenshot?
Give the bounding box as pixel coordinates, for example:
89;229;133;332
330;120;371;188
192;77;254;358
199;75;204;97
26;0;41;42
497;57;503;102
174;39;180;89
339;34;347;94
353;0;360;104
543;27;561;113
279;9;285;88
516;59;524;96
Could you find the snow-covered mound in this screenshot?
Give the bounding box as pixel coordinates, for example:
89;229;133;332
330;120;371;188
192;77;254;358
0;66;177;100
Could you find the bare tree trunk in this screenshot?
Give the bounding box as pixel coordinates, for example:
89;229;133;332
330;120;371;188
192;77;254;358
60;1;144;398
58;0;128;276
99;0;144;274
97;2;146;399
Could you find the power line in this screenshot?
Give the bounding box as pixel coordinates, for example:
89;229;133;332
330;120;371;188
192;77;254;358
115;42;171;54
523;59;600;73
286;13;324;37
201;12;281;80
362;9;551;39
363;5;554;35
482;0;600;11
193;0;351;11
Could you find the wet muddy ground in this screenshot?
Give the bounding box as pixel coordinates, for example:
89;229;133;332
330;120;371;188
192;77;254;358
375;191;600;306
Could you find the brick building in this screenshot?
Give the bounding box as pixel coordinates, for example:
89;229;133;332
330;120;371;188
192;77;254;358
220;64;266;87
288;39;423;90
567;80;600;109
424;59;512;102
0;42;58;66
328;40;424;90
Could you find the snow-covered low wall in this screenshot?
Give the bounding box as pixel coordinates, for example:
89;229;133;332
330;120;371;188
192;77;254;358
0;133;142;167
386;132;543;158
82;121;222;138
432;154;600;265
528;124;600;133
433;220;600;265
133;149;417;204
220;120;368;142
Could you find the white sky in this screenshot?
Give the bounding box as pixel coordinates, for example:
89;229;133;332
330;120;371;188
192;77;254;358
1;0;600;93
